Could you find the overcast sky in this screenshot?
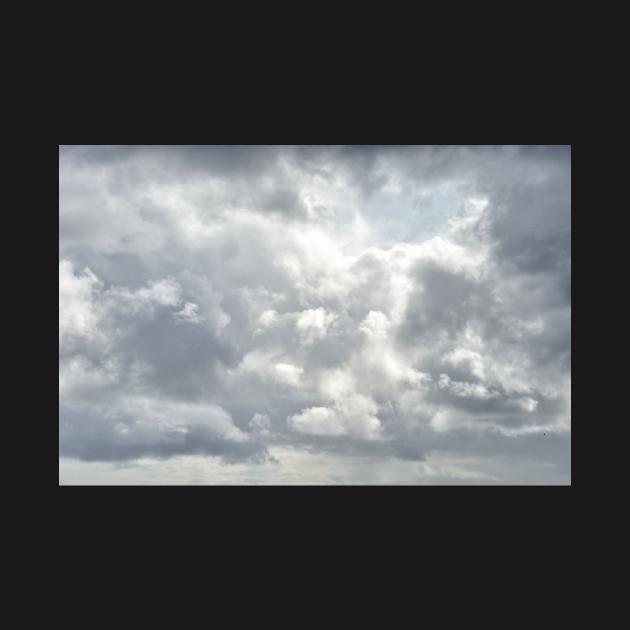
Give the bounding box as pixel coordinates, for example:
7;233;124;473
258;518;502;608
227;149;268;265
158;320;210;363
59;145;571;484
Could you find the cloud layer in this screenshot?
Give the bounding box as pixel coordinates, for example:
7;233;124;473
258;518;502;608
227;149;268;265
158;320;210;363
59;145;571;484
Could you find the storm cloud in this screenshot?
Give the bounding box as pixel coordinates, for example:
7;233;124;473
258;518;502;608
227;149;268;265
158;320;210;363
59;145;571;484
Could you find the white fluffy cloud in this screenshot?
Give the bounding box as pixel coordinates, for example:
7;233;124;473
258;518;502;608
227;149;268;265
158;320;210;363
59;145;571;484
59;260;102;344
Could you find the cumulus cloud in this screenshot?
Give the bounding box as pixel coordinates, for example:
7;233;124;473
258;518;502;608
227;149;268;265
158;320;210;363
59;145;571;484
296;307;336;344
288;407;346;437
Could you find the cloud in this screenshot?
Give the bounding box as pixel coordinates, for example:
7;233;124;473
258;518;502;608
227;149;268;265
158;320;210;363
59;145;571;483
59;260;103;345
60;395;266;463
296;307;336;343
288;407;346;437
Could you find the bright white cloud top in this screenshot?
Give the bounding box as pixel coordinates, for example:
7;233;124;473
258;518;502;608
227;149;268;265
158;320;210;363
59;145;571;484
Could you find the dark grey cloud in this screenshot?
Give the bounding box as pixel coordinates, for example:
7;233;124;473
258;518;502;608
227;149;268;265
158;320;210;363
59;400;268;463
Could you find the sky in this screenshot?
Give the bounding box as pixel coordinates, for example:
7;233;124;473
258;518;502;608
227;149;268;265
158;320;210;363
59;145;571;485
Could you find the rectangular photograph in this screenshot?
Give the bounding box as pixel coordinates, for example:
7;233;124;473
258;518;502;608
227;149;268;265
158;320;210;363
59;145;571;485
